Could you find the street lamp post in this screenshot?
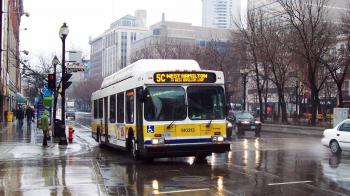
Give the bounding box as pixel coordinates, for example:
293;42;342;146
59;23;69;145
240;68;249;111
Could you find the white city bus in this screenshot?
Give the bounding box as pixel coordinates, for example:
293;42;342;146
91;59;230;160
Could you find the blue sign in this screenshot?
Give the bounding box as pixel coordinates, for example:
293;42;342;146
147;125;154;133
42;85;52;97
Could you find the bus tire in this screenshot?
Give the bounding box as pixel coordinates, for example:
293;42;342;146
195;154;208;162
96;127;100;142
126;129;134;152
97;127;104;146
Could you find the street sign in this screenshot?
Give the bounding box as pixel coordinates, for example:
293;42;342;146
66;64;85;72
68;51;82;63
333;108;349;127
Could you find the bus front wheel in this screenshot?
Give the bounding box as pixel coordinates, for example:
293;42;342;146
195;154;208;162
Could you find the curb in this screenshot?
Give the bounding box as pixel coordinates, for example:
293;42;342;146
261;123;325;136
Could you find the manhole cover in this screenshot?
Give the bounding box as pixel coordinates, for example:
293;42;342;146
171;176;207;182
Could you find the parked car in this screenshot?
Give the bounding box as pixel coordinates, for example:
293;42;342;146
227;110;261;137
66;107;76;120
322;119;350;155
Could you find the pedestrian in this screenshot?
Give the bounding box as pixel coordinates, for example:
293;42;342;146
16;105;25;127
25;105;35;127
40;110;50;146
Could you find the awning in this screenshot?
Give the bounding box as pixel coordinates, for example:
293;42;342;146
16;93;27;104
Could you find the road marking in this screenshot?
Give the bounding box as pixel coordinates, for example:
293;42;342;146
153;188;210;194
268;181;312;186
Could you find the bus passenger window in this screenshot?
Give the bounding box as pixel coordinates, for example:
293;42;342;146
93;100;98;119
126;90;134;124
117;93;124;123
98;98;103;119
110;95;116;123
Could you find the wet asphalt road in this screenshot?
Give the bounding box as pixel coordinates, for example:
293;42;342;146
0;113;349;195
73;112;350;196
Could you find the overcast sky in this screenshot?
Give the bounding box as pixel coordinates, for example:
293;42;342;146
20;0;202;62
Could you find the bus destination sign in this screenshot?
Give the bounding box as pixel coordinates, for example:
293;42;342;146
154;72;216;83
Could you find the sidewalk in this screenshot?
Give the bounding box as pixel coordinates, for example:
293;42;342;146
0;120;105;195
0;119;91;161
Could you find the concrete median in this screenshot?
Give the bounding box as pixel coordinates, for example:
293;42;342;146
261;123;325;136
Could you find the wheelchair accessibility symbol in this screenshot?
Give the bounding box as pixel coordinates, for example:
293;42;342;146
147;125;155;133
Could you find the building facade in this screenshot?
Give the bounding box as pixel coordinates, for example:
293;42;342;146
202;0;242;29
89;35;103;79
90;10;148;78
0;0;24;122
247;0;349;23
132;20;231;58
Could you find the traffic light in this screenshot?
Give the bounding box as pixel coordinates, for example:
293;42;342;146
48;74;56;91
62;73;73;90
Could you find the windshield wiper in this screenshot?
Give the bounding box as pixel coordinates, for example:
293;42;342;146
167;121;175;129
206;119;213;127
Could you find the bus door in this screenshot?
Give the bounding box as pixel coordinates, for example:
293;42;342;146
104;97;109;143
136;87;144;150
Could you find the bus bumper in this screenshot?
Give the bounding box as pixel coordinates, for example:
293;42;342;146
142;142;231;158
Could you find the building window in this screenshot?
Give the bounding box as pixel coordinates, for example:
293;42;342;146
153;29;160;35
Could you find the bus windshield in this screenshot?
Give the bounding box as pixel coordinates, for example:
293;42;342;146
187;86;225;120
144;86;186;121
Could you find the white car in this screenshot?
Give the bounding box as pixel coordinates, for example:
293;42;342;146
322;119;350;155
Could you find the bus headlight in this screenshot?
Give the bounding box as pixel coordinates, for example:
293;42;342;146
212;136;224;142
152;138;164;145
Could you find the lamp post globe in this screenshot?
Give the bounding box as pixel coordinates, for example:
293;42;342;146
52;55;59;65
59;22;69;40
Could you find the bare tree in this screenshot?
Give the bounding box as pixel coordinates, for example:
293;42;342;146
20;56;54;103
277;0;335;125
322;10;350;107
69;77;103;111
235;9;265;122
259;16;296;123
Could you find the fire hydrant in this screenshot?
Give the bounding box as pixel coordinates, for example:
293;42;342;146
68;125;75;143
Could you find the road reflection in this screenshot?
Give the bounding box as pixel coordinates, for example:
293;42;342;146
322;155;350;193
96;148;229;195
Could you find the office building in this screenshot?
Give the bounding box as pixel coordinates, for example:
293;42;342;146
89;10;148;78
202;0;242;29
132;18;231;59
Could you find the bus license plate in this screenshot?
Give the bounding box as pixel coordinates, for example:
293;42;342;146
251;126;256;129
